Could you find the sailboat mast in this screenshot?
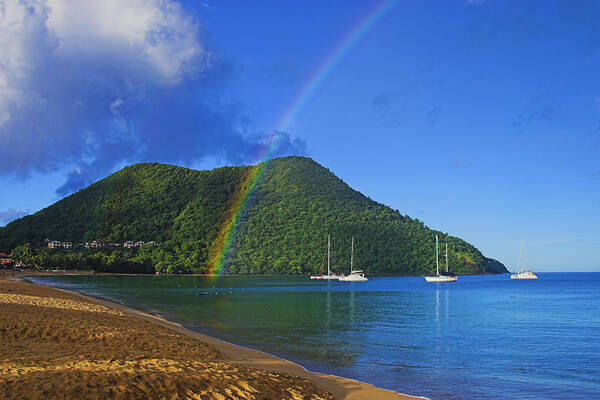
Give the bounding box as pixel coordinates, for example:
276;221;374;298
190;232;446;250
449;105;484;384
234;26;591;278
446;243;449;273
435;234;439;275
519;240;524;274
350;237;354;273
327;234;331;276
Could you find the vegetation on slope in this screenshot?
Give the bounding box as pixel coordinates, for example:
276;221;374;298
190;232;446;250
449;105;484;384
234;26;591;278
0;157;507;274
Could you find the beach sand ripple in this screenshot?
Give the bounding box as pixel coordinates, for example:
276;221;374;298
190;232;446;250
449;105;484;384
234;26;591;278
0;279;333;400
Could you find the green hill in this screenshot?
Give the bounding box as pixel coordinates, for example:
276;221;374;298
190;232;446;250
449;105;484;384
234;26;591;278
0;156;507;274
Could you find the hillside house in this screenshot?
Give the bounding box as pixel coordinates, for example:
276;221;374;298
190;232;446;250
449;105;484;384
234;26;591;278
123;240;134;248
90;240;104;248
134;240;145;247
61;242;73;249
48;240;61;249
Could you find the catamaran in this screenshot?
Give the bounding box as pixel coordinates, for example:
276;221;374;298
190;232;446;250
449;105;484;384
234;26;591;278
339;237;368;282
310;234;341;280
511;241;537;279
424;235;458;282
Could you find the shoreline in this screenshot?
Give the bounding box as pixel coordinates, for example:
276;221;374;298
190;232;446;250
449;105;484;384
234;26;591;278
12;269;504;277
9;273;425;400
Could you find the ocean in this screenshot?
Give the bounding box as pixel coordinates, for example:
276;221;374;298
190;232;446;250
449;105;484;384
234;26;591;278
27;273;600;399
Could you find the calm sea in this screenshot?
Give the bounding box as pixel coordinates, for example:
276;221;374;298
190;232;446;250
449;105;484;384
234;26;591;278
27;273;600;399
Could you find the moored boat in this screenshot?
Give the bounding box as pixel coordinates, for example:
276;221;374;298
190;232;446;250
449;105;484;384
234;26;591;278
510;241;537;280
310;235;341;280
424;235;458;282
339;237;368;282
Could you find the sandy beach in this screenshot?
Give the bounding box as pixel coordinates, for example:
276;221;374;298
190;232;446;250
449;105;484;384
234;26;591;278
0;275;421;400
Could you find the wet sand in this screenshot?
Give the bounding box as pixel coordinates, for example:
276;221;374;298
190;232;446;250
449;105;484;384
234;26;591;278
0;276;422;399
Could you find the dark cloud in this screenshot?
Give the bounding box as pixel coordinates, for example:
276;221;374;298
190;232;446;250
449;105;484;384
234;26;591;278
0;209;28;226
56;122;307;196
586;124;600;138
512;98;560;128
371;94;392;114
0;1;307;197
426;107;442;125
370;93;405;127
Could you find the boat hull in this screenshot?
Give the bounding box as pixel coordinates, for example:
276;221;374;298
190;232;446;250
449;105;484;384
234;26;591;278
510;272;538;279
310;275;340;280
339;275;367;282
424;275;458;282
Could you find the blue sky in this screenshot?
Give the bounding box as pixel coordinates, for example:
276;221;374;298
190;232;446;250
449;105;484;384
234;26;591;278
1;0;599;271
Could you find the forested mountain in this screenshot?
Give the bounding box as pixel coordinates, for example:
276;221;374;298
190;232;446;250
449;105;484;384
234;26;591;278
0;156;507;274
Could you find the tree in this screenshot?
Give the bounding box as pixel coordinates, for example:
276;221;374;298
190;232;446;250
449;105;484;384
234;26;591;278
11;244;34;265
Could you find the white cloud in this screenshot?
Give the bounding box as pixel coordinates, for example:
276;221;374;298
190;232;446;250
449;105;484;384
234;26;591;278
0;0;307;195
0;1;47;128
45;0;208;85
0;0;208;172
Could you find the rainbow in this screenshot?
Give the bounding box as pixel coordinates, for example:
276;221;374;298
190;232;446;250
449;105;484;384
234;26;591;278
207;0;399;275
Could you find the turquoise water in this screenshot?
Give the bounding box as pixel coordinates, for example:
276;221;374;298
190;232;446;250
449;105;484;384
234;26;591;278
28;273;600;399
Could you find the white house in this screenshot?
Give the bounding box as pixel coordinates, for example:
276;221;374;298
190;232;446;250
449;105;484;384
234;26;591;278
123;240;134;248
61;242;73;249
48;240;61;249
90;240;104;248
134;240;145;247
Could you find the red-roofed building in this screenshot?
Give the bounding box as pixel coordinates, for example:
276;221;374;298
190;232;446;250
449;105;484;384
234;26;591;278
0;252;12;265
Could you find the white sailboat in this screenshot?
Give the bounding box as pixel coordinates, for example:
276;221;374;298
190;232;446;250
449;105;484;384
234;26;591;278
510;241;537;280
339;237;368;282
424;235;458;282
310;234;340;280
